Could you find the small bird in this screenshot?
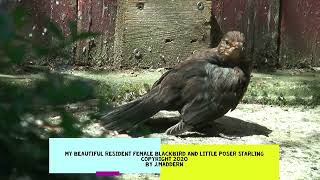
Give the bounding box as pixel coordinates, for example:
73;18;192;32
99;31;251;135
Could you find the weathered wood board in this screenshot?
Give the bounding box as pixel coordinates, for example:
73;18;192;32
2;0;117;66
51;0;77;35
2;0;77;56
89;0;117;67
113;0;212;69
17;0;77;39
75;0;92;65
252;0;280;69
212;0;254;61
280;0;320;68
7;0;51;45
75;0;117;66
5;0;320;69
212;0;280;69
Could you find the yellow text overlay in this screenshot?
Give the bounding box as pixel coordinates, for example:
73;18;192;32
160;144;279;180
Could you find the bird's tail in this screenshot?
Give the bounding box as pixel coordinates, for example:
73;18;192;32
99;90;163;133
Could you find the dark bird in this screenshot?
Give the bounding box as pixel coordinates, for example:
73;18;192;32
99;31;251;135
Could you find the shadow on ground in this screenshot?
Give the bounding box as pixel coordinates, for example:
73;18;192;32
131;115;272;138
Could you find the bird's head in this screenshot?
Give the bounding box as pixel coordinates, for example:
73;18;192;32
217;31;247;63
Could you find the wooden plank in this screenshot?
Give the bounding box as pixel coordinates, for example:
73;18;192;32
17;0;76;38
75;0;92;65
7;0;52;44
51;0;77;35
212;0;254;60
49;0;77;64
252;0;280;69
88;0;117;67
212;0;249;31
212;0;280;69
280;0;320;68
114;0;212;69
3;0;76;42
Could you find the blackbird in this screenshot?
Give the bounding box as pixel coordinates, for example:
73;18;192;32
99;31;251;135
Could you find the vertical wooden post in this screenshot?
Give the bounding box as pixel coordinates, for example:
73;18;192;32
212;0;255;63
212;0;280;69
252;0;280;69
75;0;117;66
89;0;117;67
50;0;77;35
75;0;92;65
280;0;320;68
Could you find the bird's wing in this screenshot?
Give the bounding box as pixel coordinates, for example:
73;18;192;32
152;48;217;89
207;63;248;107
182;64;248;127
151;69;174;89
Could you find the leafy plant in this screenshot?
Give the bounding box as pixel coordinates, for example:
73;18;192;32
0;6;104;180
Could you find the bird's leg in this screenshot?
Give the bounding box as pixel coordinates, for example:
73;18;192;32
164;121;192;135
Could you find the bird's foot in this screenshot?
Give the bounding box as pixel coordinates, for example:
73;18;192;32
218;133;238;140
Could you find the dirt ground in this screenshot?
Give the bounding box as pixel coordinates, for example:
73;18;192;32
3;70;318;179
83;104;320;180
158;104;320;180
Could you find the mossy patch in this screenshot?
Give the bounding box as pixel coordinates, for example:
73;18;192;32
245;71;320;106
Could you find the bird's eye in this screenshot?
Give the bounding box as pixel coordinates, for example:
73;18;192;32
225;40;231;45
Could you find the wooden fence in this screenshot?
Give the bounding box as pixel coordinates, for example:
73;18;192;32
1;0;320;69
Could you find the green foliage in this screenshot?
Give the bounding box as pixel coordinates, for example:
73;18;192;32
0;7;100;66
32;19;99;59
0;7;103;179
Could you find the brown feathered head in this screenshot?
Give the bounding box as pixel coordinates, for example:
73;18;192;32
218;31;246;62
